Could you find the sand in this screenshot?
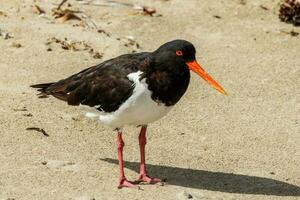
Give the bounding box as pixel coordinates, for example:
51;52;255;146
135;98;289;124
0;0;299;199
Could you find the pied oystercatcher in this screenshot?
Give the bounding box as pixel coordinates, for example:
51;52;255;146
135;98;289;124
31;40;226;189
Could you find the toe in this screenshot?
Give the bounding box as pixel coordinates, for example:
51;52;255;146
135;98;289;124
118;179;140;189
136;174;162;184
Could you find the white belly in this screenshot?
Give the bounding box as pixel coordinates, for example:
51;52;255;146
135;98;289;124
81;71;172;129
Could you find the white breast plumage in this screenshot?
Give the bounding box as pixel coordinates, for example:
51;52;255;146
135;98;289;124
81;71;173;129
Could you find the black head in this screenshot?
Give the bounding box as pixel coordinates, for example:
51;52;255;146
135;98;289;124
152;39;227;95
154;39;196;62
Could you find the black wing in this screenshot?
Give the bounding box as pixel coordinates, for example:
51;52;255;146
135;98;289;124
31;52;152;113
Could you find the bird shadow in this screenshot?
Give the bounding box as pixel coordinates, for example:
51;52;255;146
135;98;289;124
100;158;300;196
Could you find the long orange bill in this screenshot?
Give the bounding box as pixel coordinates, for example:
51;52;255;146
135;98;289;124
186;60;227;95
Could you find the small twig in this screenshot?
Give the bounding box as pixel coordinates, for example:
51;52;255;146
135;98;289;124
259;5;269;10
213;15;222;19
57;0;68;10
78;0;134;7
280;30;299;37
26;127;49;137
33;5;46;15
79;0;157;16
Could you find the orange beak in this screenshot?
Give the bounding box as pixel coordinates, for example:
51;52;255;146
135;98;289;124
186;60;227;95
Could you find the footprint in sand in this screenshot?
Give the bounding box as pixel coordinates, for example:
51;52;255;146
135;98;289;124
42;160;80;172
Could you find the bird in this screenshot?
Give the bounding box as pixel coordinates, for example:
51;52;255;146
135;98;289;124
31;39;227;189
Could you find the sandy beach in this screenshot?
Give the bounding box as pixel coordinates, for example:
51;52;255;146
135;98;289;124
0;0;299;199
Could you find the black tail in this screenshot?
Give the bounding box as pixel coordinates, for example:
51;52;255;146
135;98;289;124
30;82;54;98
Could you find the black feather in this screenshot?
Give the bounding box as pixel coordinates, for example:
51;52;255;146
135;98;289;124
31;53;151;112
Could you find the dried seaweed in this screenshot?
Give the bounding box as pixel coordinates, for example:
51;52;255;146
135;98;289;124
117;36;140;53
46;37;103;59
52;8;81;23
46;37;89;51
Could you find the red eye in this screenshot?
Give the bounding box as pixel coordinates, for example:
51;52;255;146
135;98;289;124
176;50;183;56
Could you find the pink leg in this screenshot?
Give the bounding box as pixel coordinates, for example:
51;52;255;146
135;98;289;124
115;131;139;189
136;126;162;184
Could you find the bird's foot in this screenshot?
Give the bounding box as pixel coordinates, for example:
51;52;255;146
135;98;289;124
135;174;163;184
118;178;140;189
